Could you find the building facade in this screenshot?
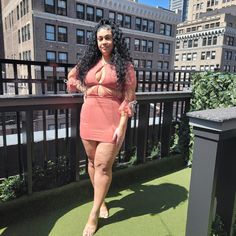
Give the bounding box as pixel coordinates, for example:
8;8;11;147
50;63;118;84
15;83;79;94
0;1;4;59
187;0;236;21
1;0;180;81
175;6;236;72
169;0;189;22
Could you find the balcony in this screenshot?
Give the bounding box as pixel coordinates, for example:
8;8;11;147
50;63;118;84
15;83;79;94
0;59;193;235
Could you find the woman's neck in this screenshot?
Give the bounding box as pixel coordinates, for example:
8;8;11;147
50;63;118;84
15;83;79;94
102;56;111;64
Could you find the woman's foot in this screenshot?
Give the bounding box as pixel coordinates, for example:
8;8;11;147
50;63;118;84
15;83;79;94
99;202;109;219
83;212;98;236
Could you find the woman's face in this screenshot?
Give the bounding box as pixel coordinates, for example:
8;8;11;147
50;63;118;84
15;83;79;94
97;27;114;57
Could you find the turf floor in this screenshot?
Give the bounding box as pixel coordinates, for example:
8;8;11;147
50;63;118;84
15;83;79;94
0;168;191;236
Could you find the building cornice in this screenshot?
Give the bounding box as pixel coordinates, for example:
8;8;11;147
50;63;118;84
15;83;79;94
33;11;176;42
176;27;226;39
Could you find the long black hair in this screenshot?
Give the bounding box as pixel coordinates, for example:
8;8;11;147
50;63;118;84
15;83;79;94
76;19;133;85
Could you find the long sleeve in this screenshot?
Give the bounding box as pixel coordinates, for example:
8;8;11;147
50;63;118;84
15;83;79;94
66;66;86;93
118;63;137;117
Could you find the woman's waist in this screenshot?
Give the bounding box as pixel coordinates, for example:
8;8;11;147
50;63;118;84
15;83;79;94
86;85;122;99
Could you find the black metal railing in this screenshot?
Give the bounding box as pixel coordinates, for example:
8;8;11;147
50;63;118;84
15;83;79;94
0;59;192;96
0;91;191;195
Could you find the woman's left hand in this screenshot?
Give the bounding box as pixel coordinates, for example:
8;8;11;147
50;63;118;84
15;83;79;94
112;127;126;146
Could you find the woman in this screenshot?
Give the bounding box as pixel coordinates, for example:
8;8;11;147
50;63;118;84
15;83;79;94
67;19;137;236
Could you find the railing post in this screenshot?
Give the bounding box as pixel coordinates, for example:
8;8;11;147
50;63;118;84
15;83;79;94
124;118;132;162
22;110;33;195
186;107;236;236
161;101;173;157
70;104;82;181
137;103;149;163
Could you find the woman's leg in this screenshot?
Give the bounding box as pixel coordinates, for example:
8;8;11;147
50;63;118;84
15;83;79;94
82;139;108;217
83;142;120;236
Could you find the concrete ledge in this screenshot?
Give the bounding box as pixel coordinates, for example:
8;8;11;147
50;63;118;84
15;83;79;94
0;155;185;227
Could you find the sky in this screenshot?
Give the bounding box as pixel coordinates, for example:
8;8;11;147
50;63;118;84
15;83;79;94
138;0;170;9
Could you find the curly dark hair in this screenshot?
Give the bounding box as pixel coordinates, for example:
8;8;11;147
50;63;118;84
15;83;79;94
76;19;133;85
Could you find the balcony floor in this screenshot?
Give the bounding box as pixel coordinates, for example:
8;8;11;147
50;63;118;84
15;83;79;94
0;168;191;236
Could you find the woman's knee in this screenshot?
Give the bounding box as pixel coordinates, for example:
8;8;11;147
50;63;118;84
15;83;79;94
95;162;112;175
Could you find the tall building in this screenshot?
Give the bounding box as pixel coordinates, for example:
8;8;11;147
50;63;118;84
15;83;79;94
0;0;4;59
1;0;180;94
169;0;189;22
174;5;236;72
188;0;236;21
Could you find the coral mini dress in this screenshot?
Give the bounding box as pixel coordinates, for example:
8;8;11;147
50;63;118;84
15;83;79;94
67;59;136;143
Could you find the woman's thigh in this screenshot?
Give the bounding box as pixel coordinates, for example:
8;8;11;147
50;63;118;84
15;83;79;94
94;142;120;167
82;139;98;161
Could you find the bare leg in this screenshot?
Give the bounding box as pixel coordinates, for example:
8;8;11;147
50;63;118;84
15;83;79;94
82;140;109;218
82;142;120;236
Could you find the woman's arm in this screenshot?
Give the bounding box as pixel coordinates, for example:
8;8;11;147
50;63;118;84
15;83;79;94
67;66;86;93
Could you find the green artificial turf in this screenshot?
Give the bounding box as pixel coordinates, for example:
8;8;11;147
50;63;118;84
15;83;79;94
0;168;191;236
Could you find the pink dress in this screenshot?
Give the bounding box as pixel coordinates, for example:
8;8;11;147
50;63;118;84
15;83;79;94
67;59;136;143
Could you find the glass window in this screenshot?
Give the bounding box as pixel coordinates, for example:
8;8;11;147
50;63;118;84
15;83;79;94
96;8;103;22
76;29;85;44
193;39;198;47
158;42;164;54
109;11;115;21
146;60;152;69
18;29;21;43
201;51;205;60
163;61;169;70
176;41;180;49
175;54;179;61
160;23;165;35
45;0;55;14
166;24;171;36
46;51;56;62
213;36;217;45
46;24;55;41
134;39;140;51
124;15;131;28
58;26;67;42
86;30;92;44
211;51;216;59
133;59;139;68
76;3;84;19
202;38;207;46
86;6;94;21
193;52;197;60
142;19;148;31
117;13;123;27
164;43;170;54
147;41;153;53
148;20;154;33
188;39;193;48
124;37;130;49
58;52;68;63
140;60;145;68
182;53;187;61
135;18;141;31
141;40;147;52
57;0;67;16
206;51;211;60
17;5;20;20
157;61;163;69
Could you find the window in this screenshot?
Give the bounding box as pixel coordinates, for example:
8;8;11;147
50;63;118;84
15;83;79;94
58;26;67;42
124;15;131;28
141;40;147;52
134;39;140;51
17;5;20;20
58;52;68;63
182;53;187;61
193;39;198;47
48;124;55;130
96;8;103;22
27;24;30;40
175;54;179;61
109;11;115;21
86;6;94;21
166;24;171;36
183;40;187;48
160;23;165;35
201;51;206;60
193;52;197;60
46;51;56;62
147;41;153;53
133;59;139;68
158;42;164;54
211;51;216;59
140;60;145;68
135;18;141;31
146;60;152;69
187;53;192;61
117;13;123;27
18;29;21;43
148;20;154;33
176;41;180;49
77;29;85;44
124;37;130;49
45;0;55;14
46;24;55;41
188;39;193;48
76;3;84;19
213;36;217;45
226;36;234;46
86;30;92;44
57;0;67;15
142;19;148;31
202;38;207;46
164;43;170;54
163;61;169;70
157;61;163;69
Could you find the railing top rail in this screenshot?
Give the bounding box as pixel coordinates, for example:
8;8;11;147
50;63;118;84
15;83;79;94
0;91;192;111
